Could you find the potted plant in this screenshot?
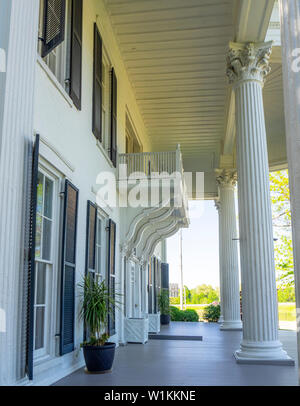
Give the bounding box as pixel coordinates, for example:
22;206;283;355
78;275;119;373
158;288;170;325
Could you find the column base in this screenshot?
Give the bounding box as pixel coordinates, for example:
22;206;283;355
218;315;224;324
220;320;242;331
234;340;295;365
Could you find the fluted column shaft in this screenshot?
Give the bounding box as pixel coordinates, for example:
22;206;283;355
216;170;242;330
227;42;292;363
0;0;40;384
279;0;300;371
215;201;224;324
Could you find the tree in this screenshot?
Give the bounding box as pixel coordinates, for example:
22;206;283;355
269;170;294;286
186;284;219;304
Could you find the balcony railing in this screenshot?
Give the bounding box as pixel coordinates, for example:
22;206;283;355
118;144;189;221
118;145;183;179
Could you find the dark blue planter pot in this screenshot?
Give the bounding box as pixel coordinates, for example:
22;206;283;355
83;342;116;373
161;314;170;325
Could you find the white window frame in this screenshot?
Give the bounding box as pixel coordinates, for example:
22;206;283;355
33;161;62;363
95;209;108;283
38;0;72;92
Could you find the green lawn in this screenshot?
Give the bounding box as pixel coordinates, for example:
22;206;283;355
172;303;296;322
278;303;296;321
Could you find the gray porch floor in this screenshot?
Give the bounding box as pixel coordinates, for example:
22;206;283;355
54;322;299;386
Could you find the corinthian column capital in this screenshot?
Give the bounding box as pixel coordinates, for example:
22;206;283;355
215;169;237;188
226;41;273;86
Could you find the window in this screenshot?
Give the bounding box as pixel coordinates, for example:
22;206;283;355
101;53;112;152
92;23;103;141
148;260;153;314
34;169;57;359
38;0;71;90
95;215;106;282
85;201;107;282
125;114;142;154
107;220;116;335
38;0;82;109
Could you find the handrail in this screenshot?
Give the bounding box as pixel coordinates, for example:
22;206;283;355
119;150;177;178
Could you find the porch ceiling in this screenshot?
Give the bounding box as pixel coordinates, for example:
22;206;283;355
105;0;236;175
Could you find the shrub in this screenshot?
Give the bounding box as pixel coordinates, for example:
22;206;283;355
203;304;221;322
170;306;199;322
170;306;182;321
182;309;199;322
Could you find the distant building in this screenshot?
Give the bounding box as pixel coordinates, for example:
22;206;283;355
169;283;179;298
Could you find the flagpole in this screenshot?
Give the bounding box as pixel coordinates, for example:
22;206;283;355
180;229;184;310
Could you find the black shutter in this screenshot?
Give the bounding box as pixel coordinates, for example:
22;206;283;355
161;263;169;289
110;68;117;167
92;23;103;141
107;219;116;336
70;0;83;110
41;0;66;58
60;180;79;355
26;135;40;381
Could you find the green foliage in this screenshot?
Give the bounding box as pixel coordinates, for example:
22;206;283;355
203;304;221;323
170;284;219;306
170;297;180;305
181;309;199;322
187;284;219;304
169;306;199;322
170;306;182;321
270;170;294;287
277;285;295;302
158;289;170;315
78;275;121;346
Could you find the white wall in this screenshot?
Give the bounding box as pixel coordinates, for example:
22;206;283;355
31;0;152;385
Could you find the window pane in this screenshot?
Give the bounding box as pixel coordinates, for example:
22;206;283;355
96;218;102;245
48;51;56;75
36;263;46;305
35;214;42;258
35;307;45;350
42;218;52;261
66;186;77;264
37;172;44;215
94;81;102;135
96;246;101;275
44;177;53;219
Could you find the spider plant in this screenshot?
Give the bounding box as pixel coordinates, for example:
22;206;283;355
78;275;121;346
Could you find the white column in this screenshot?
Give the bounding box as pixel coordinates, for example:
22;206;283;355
0;0;40;384
227;42;293;364
215;170;242;330
214;200;224;324
279;0;300;371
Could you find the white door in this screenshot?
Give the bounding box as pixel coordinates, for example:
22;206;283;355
133;266;140;318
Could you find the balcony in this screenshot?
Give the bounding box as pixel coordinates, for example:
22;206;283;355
117;146;189;262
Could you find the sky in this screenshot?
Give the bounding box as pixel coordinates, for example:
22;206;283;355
167;200;220;290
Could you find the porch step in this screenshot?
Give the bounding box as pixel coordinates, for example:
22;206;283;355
148;334;203;341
